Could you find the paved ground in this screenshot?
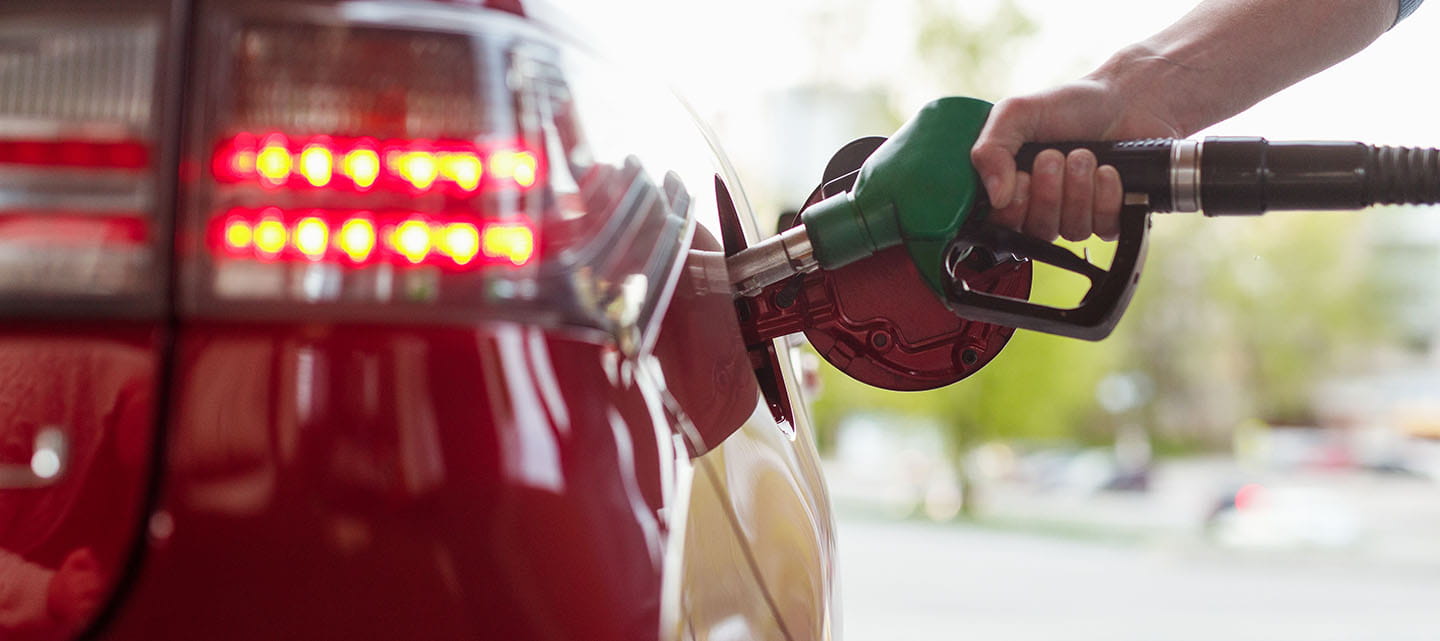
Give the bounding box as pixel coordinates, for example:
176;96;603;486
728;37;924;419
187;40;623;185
837;513;1440;641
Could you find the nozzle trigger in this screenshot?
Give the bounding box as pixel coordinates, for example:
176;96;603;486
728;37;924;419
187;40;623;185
943;204;1152;341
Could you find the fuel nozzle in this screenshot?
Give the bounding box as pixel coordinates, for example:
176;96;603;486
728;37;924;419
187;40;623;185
730;95;1440;348
729;98;995;299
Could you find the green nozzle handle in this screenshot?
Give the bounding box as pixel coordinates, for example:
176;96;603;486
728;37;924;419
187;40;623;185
801;96;993;296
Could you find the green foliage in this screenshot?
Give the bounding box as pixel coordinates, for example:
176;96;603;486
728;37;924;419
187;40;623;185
1112;212;1395;441
913;0;1038;99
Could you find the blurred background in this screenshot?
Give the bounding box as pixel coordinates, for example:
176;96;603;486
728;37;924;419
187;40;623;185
567;1;1440;639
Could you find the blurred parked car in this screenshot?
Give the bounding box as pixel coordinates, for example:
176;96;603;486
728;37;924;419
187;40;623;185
0;1;836;639
1205;483;1362;550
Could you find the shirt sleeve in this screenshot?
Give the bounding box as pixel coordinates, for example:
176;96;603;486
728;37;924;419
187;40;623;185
1395;0;1424;26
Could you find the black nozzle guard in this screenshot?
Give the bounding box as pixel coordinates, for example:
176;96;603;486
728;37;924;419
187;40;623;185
944;204;1151;341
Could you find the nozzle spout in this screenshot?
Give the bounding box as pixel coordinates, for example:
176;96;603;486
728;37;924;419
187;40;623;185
727;225;817;297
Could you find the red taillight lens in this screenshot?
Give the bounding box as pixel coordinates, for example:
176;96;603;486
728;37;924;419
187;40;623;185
182;6;700;341
207;208;533;269
0;140;151;170
213;134;541;194
0;17;164;314
183;16;551;317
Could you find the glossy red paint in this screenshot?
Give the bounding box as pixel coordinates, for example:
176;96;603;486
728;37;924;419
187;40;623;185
741;244;1030;391
654;230;760;455
0;323;160;641
93;322;678;640
1;3;840;639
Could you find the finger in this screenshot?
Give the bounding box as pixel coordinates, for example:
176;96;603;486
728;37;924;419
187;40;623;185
1093;165;1123;241
1023;149;1064;241
970;142;1018;210
972;98;1040;210
988;171;1031;230
1059;150;1096;241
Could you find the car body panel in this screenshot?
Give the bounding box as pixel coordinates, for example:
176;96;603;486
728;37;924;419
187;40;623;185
0;1;838;639
99;322;673;640
0;324;159;641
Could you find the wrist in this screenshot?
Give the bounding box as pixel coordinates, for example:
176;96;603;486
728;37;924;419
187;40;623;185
1086;43;1203;138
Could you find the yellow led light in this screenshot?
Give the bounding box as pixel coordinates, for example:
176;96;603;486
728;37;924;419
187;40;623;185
293;217;329;260
397;151;438;190
441;223;481;265
224;219;253;250
299;145;333;187
439;153;483;192
231;150;256;176
393;220;433;264
490;150;539;188
512;152;538;188
489;151;516;178
343;148;380;189
482;223;535;266
254;218;288;256
338;218;376;262
256;140;293;185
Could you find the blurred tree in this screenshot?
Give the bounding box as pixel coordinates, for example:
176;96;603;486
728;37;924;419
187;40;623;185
1113;211;1396;446
912;0;1037;102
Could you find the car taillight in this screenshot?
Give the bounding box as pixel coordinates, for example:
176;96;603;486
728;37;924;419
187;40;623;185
0;16;165;316
178;3;705;346
212;134;541;194
209;208;534;268
181;12;548;321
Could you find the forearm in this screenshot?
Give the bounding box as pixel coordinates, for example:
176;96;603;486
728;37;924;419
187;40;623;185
1092;0;1400;136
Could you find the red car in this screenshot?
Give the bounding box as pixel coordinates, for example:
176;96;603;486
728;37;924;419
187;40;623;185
0;1;836;639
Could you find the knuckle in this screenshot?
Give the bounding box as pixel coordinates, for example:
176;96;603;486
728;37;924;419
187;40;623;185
1059;223;1090;242
990;208;1024;231
1094;219;1120;240
1023;213;1059;241
1030;182;1062;211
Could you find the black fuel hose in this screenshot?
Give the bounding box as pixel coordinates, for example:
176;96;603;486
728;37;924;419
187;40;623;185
1014;137;1440;215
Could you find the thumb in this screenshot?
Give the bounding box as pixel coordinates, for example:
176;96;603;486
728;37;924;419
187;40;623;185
970;129;1023;210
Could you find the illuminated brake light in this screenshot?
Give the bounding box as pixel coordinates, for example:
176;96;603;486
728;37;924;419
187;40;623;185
394;151;439;191
209;209;534;268
439;153;483;192
441;223;481;265
338;218;377;262
343;148;380;189
488;150;539;188
392;220;434;264
299;145;333;187
482;223;534;266
294;217;329;260
224;219;253;250
253;217;288;257
213;135;540;192
513;153;538;188
231;149;256;176
256;137;292;186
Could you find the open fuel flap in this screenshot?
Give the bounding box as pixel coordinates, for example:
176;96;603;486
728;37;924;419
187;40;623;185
732;138;1032;392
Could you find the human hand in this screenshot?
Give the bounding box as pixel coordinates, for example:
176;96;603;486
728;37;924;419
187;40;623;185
971;78;1183;242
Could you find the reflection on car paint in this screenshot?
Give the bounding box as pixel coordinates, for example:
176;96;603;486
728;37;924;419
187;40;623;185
0;329;158;641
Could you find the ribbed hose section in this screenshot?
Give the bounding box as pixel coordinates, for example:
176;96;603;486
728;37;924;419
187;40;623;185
1366;145;1440;206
